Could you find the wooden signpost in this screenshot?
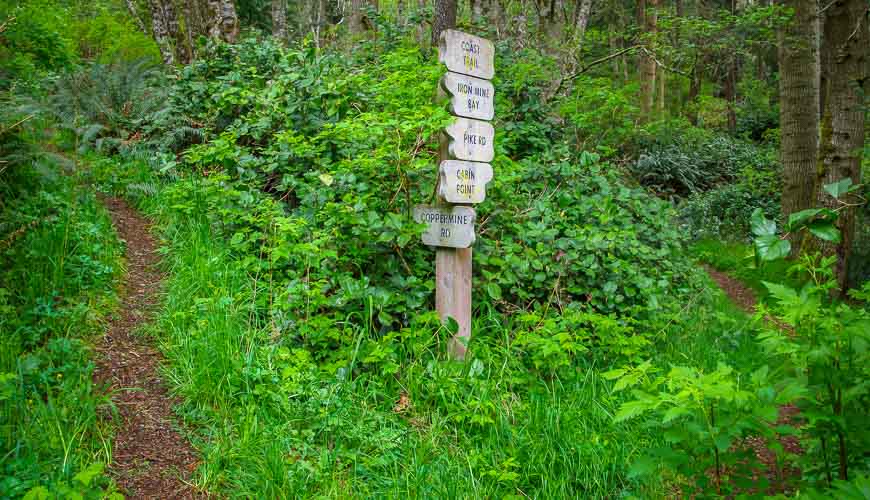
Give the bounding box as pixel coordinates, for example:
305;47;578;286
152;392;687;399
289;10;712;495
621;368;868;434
441;72;495;121
438;160;493;204
444;117;495;163
417;29;495;360
414;205;477;248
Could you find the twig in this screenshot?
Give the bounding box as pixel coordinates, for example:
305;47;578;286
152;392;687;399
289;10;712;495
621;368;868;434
551;45;642;96
0;114;34;135
818;0;838;14
639;47;691;77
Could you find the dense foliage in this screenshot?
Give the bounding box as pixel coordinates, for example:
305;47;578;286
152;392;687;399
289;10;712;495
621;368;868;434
1;0;868;498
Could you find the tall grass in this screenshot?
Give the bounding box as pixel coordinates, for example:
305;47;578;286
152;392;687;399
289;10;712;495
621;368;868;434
0;154;122;495
107;164;769;498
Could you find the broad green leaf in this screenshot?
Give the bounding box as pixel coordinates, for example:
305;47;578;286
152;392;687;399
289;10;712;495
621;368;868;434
750;208;776;236
485;282;502;300
318;173;334;186
662;405;690;423
755;235;790;261
73;462;104;487
627;456;658;478
23;487;50;500
823;178;854;199
786;208;821;231
614;400;653;422
714;434;732;451
808;221;841;243
762;281;798;304
444;316;459;335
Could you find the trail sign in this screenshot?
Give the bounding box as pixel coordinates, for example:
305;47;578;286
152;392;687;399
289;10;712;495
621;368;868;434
444;117;494;163
414;205;476;248
438;160;493;204
430;29;495;360
441;72;495;121
438;30;495;80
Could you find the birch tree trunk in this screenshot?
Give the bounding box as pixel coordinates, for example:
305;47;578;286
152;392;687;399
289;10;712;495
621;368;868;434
573;0;592;42
149;0;176;65
126;0;149;36
272;0;288;40
815;0;868;291
777;0;819;249
638;0;658;120
432;0;456;47
208;0;240;43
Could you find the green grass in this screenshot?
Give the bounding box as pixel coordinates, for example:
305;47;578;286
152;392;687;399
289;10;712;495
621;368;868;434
114;171;662;497
0;154;123;496
76;161;773;498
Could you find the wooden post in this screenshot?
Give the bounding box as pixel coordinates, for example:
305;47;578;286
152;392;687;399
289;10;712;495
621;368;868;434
416;30;494;361
436;247;472;359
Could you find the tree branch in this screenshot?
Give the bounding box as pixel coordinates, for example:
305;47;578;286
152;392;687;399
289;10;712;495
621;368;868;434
639;47;691;77
550;45;641;97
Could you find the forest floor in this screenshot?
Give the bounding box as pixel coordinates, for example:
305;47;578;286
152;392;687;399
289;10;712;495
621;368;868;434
92;195;202;499
706;266;803;495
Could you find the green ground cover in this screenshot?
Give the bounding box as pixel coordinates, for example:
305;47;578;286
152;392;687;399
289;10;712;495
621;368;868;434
0;153;122;497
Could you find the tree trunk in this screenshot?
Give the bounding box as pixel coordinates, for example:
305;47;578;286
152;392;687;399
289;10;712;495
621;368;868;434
777;0;820;249
432;0;456;47
149;0;176;65
573;0;592;42
181;0;209;60
471;0;483;23
416;0;427;46
815;0;868;291
687;56;702;124
724;59;738;131
349;0;365;33
657;68;665;114
609;30;620;79
639;0;658;120
126;0;149;36
272;0;288;40
208;0;240;43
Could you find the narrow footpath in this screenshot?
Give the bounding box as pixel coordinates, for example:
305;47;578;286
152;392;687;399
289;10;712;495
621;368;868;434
706;266;803;495
93;196;202;499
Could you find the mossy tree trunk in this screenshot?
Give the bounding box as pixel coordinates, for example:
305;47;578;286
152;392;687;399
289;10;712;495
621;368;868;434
432;0;456;47
208;0;240;43
272;0;287;40
777;0;819;253
638;0;658;120
814;0;868;291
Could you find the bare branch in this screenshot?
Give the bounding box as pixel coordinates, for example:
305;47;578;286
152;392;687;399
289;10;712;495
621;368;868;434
550;45;641;97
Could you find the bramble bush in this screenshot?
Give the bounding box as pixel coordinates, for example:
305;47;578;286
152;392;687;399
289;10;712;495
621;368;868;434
155;36;698;342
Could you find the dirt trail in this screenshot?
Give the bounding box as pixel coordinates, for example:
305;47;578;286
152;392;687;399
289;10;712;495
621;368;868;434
705;265;803;495
94;196;203;499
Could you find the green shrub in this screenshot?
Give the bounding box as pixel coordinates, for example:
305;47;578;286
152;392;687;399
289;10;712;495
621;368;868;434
632;133;777;198
0;1;77;88
678;181;780;240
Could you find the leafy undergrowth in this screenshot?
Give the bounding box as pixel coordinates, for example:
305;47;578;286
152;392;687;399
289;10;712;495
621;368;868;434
33;32;868;498
0;154;122;497
82;144;774;498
